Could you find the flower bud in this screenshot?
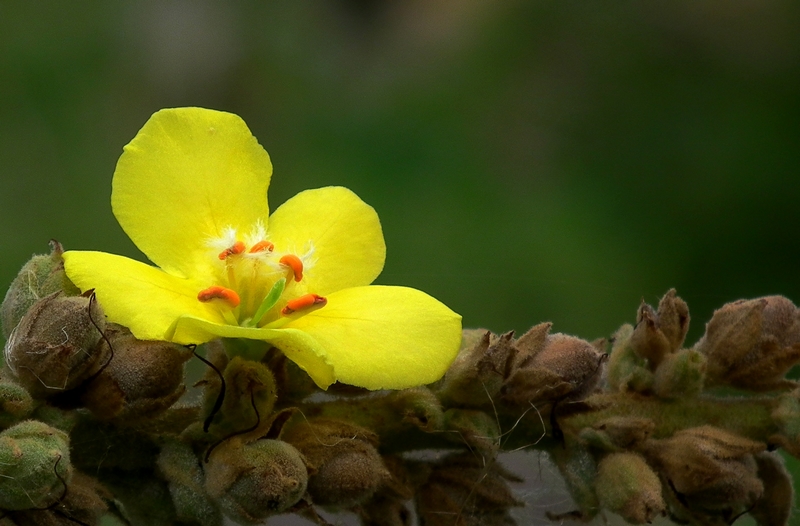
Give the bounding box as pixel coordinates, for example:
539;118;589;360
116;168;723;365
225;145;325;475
439;329;516;407
4;292;107;399
595;452;665;524
578;416;655;452
548;447;600;522
442;408;500;453
157;438;223;526
653;348;706;399
356;455;415;526
0;379;34;428
81;324;191;421
749;452;793;526
205;438;307;523
696;295;800;391
0;420;72;510
283;418;388;507
607;324;654;393
629;290;689;368
643;426;764;517
416;453;522;526
504;329;605;405
209;356;277;439
1;241;79;340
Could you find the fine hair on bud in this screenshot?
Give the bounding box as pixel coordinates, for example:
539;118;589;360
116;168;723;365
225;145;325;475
4;292;108;398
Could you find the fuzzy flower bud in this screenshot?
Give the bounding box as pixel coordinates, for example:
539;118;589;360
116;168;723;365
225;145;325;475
749;452;793;526
157;438;223;526
439;329;516;407
578;417;655;452
595;452;665;524
0;379;34;428
607;324;655;393
0;420;72;510
4;292;107;399
81;324;191;420
0;241;79;340
204;438;307;523
629;289;689;368
643;426;764;519
283;418;388;507
208;356;277;439
696;295;800;391
416;453;523;526
653;348;707;399
504;325;605;405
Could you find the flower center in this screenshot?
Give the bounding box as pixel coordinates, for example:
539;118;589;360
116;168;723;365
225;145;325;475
197;227;325;328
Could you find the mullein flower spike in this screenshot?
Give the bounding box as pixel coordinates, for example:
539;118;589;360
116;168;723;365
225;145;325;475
63;107;461;390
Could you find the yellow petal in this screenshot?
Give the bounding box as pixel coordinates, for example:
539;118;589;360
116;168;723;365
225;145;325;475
267;187;386;296
112;107;272;279
168;316;336;388
282;285;462;390
63;250;222;341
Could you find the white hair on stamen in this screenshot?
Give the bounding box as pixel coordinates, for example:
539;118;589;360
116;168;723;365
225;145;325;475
206;226;239;251
245;220;269;247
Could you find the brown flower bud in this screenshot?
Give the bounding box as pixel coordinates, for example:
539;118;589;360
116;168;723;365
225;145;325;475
595;452;665;524
749;452;793;526
416;453;522;526
505;329;605;404
356;455;415;526
283;418;388;507
439;329;517;407
81;324;191;421
629;289;690;368
208;356;277;439
696;296;800;391
4;292;108;398
1;241;79;340
579;416;655;452
205;438;307;522
644;426;764;519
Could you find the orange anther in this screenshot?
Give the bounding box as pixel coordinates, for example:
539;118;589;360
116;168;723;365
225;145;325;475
249;240;275;253
279;254;304;282
218;241;246;260
282;294;326;315
197;286;241;307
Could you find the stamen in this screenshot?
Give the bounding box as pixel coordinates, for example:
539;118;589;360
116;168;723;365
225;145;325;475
249;240;275;253
218;241;246;260
198;286;241;308
279;254;304;282
282;294;327;315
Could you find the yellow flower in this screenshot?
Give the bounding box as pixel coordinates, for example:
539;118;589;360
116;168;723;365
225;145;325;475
63;107;462;390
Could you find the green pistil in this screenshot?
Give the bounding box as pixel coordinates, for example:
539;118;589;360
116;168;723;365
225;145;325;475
246;278;286;328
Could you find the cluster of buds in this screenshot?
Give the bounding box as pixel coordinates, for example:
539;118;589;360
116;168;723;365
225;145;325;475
3;245;800;526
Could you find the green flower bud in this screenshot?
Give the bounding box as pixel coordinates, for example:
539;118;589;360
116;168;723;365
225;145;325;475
653;347;707;399
0;380;34;428
0;420;72;510
548;446;600;522
283;418;388;507
696;295;800;391
205;438;307;523
157;438;222;526
607;324;655;394
81;324;191;421
210;356;277;439
596;452;665;524
4;292;107;399
1;241;79;340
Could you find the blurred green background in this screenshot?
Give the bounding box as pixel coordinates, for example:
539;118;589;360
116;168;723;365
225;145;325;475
2;1;800;524
2;1;800;344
